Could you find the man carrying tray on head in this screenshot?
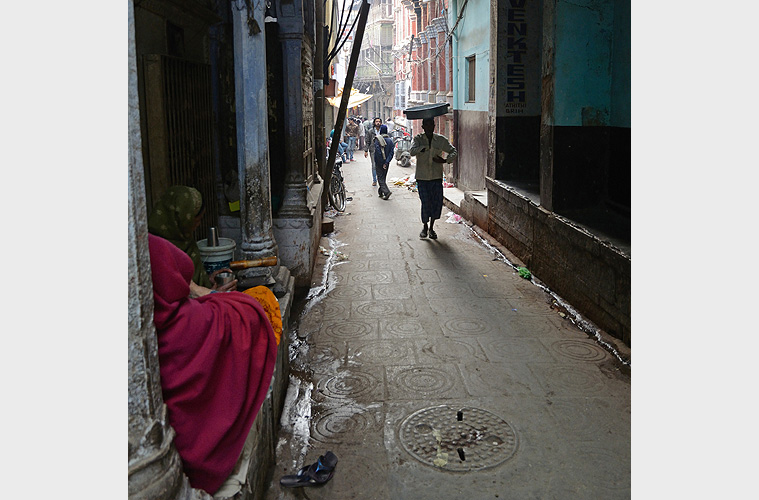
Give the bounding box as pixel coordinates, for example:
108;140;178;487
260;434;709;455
409;116;457;240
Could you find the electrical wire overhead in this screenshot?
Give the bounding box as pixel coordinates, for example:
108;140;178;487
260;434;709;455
325;0;361;64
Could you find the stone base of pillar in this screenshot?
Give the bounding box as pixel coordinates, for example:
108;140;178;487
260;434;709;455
237;266;276;290
272;181;324;290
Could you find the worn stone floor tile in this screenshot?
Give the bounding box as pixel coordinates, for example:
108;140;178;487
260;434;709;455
539;337;615;364
318;318;380;342
526;362;617;398
350;299;418;319
377;316;442;339
416;337;488;364
385;364;469;400
371;283;413;300
478;337;557;364
308;401;386;446
459;360;545;397
414;268;441;283
420;281;465;299
313;365;387;402
542;396;630;442
296;341;346;373
324;283;372;301
345;269;408;286
311;299;351;321
436;314;500;338
346;339;418;366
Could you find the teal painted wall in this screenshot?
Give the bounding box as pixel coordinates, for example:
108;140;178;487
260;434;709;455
610;0;631;127
553;0;629;128
452;0;490;113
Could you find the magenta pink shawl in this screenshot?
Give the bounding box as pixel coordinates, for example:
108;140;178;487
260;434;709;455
148;234;277;494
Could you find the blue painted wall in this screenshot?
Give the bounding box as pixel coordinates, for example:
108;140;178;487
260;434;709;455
610;0;631;128
452;0;490;113
553;0;629;128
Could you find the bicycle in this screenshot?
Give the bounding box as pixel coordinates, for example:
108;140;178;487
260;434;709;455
328;156;346;212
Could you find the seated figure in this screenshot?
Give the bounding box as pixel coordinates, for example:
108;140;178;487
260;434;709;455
148;233;279;494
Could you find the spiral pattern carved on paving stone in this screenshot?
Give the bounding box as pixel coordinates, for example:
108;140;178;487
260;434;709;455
322;320;375;340
329;285;370;300
420;339;478;362
441;317;493;336
349;270;394;284
391;366;456;395
317;369;381;399
310;405;382;444
382;318;425;337
353;300;404;318
549;339;609;362
352;340;414;364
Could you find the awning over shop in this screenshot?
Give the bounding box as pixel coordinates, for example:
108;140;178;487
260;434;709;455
327;87;373;109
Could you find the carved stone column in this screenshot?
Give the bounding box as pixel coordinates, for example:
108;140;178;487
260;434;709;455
232;0;280;287
128;2;211;499
272;0;322;289
276;25;311;221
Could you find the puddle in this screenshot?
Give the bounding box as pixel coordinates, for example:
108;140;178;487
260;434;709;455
278;375;313;471
301;235;347;317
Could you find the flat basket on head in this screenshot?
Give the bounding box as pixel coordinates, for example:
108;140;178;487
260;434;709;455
403;102;450;120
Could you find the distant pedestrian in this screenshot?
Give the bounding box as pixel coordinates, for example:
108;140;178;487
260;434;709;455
364;117;383;186
385;117;395;134
409;117;457;239
356;117;366;151
330;129;349;163
372;124;394;200
345;118;360;161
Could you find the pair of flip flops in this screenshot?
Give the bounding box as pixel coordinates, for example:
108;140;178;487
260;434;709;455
280;451;338;488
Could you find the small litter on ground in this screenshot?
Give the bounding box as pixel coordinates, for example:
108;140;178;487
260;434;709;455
445;211;463;224
517;267;532;280
390;175;418;192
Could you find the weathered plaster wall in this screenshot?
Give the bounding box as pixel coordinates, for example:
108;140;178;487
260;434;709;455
453;0;490;113
553;0;614;127
451;0;490;190
454;109;488;191
610;0;630;128
542;0;630;212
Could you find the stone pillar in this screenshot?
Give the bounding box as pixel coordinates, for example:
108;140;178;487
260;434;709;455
276;2;310;221
128;2;210;498
272;0;322;289
232;0;280;288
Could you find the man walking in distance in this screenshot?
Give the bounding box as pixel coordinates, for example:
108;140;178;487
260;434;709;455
372;124;395;200
364;117;383;186
409;117;457;240
345;117;359;162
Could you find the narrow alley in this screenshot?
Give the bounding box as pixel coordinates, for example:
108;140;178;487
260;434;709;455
267;154;631;499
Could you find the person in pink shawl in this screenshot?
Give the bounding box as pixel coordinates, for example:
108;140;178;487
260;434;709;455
147;233;277;494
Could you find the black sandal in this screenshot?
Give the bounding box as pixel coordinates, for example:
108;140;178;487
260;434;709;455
280;451;338;488
429;229;437;240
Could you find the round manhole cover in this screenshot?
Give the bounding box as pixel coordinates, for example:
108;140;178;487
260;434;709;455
399;405;518;471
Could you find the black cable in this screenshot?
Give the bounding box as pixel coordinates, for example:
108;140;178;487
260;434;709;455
326;0;359;64
326;6;360;63
328;0;351;61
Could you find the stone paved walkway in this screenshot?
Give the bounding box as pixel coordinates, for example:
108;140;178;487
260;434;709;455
266;153;631;499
